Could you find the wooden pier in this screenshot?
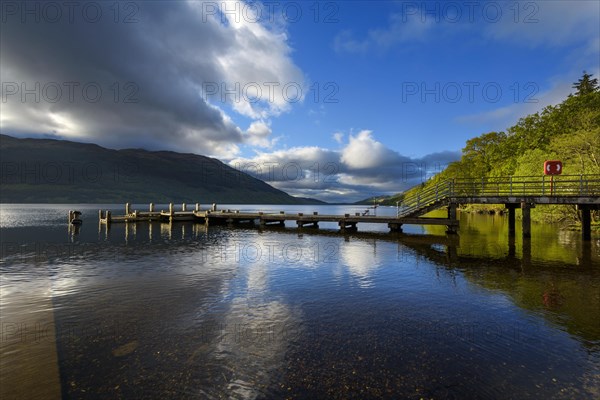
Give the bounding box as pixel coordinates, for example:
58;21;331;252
98;175;599;239
99;203;458;233
398;174;600;241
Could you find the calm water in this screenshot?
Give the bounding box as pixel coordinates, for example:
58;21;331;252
1;204;599;399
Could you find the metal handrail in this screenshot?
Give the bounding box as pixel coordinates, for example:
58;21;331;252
398;174;600;217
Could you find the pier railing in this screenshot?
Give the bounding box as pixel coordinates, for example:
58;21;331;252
398;174;600;217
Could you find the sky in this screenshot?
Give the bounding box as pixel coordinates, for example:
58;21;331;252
1;0;599;202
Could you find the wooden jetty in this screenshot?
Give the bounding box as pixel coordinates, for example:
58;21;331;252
398;174;600;241
98;174;599;239
99;202;457;233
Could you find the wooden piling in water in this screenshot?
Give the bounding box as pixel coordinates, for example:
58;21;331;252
521;202;531;238
388;223;402;233
506;203;517;237
579;205;592;241
446;203;458;234
339;220;357;232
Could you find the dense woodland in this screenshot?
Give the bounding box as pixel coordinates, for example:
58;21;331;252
382;73;600;225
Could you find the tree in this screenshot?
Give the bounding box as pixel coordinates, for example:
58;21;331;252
461;131;507;177
572;71;599;96
550;127;600;174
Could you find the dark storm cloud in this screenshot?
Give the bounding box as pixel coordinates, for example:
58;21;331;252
0;1;302;156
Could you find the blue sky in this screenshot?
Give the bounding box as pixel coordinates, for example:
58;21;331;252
1;1;599;201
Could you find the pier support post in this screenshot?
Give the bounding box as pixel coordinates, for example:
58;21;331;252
505;203;517;237
447;244;458;263
521;202;531;239
388;223;402;233
338;221;357;232
579;205;592;241
508;236;516;259
446;203;458;234
149;203;154;212
125;203;131;215
195;203;200;212
182;203;187;211
522;238;532;266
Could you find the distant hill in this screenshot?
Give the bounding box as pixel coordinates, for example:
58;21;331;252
0;135;325;204
354;194;404;206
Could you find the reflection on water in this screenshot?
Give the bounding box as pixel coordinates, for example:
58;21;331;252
339;240;382;288
1;204;599;399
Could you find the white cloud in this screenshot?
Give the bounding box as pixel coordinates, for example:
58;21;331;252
484;1;600;48
244;120;275;148
334;2;599;54
341;130;401;169
455;68;600;129
334;15;434;53
0;1;305;157
332;132;344;144
229;131;460;202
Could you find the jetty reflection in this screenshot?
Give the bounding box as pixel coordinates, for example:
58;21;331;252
95;221;599;349
95;219;597;270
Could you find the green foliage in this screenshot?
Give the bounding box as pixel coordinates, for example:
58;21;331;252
513;148;559;177
550;127;600;174
397;73;600;224
462;131;509;177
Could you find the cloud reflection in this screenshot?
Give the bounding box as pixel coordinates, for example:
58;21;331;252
339;242;381;288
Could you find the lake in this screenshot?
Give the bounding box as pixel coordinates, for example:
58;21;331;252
1;204;599;399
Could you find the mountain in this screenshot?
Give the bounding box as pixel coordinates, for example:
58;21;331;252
0;135;325;204
354;194;403;206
